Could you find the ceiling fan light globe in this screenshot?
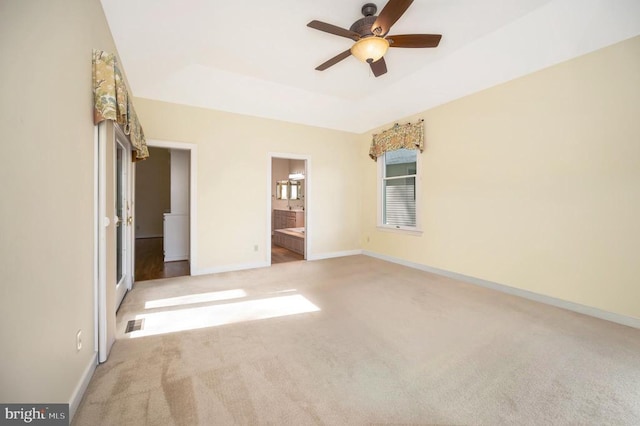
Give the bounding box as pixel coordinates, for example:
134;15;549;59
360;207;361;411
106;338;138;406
350;37;389;63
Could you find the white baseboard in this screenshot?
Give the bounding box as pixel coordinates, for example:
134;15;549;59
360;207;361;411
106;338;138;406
164;254;189;262
69;351;98;421
363;250;640;330
307;249;362;261
191;250;363;275
192;261;270;276
135;234;163;239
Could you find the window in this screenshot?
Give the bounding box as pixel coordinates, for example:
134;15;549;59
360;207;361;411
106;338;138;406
378;148;420;232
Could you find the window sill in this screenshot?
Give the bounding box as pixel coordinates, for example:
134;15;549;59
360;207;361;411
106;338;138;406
377;225;423;236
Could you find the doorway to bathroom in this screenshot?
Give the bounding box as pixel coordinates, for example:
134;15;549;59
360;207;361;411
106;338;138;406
270;155;308;264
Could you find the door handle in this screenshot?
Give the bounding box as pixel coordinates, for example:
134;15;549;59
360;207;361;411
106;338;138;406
114;216;121;226
127;216;133;225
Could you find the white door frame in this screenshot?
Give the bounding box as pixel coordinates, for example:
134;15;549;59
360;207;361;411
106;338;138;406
96;121;110;362
145;139;198;274
267;153;310;264
93;124;101;358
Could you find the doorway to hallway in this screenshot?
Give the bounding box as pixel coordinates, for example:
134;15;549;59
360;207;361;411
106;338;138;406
134;237;189;280
135;145;192;281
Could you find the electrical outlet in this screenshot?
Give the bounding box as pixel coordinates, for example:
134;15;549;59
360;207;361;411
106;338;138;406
76;330;82;352
254;245;259;252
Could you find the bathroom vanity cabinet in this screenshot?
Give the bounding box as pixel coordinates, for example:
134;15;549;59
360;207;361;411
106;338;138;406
273;209;304;230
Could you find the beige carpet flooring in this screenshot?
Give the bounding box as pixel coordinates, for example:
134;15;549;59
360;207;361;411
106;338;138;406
73;255;640;425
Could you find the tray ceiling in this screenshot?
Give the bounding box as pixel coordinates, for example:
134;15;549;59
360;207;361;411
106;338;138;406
101;0;640;133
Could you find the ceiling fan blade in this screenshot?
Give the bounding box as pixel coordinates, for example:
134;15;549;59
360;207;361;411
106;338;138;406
315;49;352;71
369;57;388;77
307;20;360;41
371;0;414;36
387;34;442;48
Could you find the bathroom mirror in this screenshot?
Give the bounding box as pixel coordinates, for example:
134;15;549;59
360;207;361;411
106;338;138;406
276;180;303;200
276;180;289;200
289;180;301;200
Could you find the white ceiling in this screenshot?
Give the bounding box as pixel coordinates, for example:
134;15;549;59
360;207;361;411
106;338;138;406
101;0;640;133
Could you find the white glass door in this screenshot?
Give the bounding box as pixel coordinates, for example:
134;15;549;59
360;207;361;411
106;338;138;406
114;134;131;309
98;123;134;362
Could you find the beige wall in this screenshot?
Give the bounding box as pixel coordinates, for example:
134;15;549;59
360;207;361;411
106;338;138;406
136;147;171;237
0;0;119;404
360;36;640;320
134;99;361;269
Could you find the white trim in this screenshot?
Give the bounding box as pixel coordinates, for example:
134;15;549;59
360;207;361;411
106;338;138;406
307;249;362;261
190;250;363;275
164;254;189;262
129;148;136;288
69;352;98;422
377;149;422;233
193;261;270;276
135;233;163;239
146;139;198;274
363;250;640;330
93;126;99;353
268;152;310;160
376;225;423;236
267;152;311;264
266;156;273;264
97;122;108;363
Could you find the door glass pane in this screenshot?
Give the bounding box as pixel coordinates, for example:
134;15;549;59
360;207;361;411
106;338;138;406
116;144;124;283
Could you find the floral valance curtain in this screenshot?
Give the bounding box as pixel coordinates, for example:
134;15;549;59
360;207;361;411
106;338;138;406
369;119;424;161
92;49;149;160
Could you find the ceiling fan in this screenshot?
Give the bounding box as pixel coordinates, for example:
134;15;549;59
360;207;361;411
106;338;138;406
307;0;442;77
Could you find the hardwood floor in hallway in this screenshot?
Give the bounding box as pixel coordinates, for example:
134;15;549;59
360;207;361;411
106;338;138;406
135;237;189;281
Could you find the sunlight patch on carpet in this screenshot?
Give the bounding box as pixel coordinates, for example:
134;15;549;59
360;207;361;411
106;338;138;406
144;289;248;309
128;294;320;338
270;289;297;294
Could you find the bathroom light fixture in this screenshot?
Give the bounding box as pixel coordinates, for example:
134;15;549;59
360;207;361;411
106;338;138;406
289;173;305;180
350;36;389;63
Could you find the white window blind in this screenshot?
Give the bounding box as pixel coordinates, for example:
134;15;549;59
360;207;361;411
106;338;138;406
382;149;417;228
